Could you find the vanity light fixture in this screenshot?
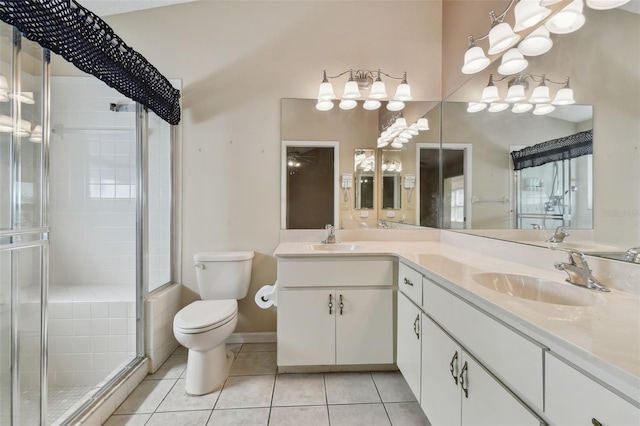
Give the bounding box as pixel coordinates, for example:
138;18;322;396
469;73;575;115
316;69;412;112
377;115;429;148
462;0;627;76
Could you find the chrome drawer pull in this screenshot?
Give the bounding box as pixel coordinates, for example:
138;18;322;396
413;314;420;339
459;361;469;398
328;294;333;315
449;351;459;385
592;419;603;426
404;277;414;286
339;294;344;315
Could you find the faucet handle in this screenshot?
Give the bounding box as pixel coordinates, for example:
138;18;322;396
624;247;640;263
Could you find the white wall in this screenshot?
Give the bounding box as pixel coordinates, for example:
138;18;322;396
53;1;443;333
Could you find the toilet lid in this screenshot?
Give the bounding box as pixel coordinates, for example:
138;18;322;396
174;300;237;333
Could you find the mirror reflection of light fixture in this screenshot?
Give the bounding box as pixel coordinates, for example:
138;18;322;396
471;73;575;115
545;0;586;34
586;0;631;9
316;69;412;112
0;74;9;102
517;26;553;56
488;102;510;112
0;115;32;136
29;124;43;143
10;91;35;104
497;48;529;75
513;0;552;32
377;114;429;148
488;10;521;55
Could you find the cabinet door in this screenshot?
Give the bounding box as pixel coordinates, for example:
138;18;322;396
277;289;335;366
460;352;541;426
336;289;393;365
421;314;462;426
546;353;640;426
397;292;422;400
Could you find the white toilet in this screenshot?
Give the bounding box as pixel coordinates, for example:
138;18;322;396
173;251;254;395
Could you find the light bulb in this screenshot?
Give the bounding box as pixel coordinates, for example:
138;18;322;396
488;102;509;112
533;104;556;115
497;49;529;75
387;101;405;111
512;103;533;113
545;0;585;34
316;99;334;111
363;99;381;110
518;26;553;56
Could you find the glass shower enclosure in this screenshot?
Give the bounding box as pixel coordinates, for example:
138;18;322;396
1;20;176;425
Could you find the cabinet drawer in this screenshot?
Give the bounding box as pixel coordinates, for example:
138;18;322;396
398;262;422;305
546;353;640;426
423;278;544;411
278;257;393;287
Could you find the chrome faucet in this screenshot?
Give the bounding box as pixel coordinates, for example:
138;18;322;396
378;219;389;229
624;247;640;263
547;226;570;243
322;224;336;244
554;249;610;292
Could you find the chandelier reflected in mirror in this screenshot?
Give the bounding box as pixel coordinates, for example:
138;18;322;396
316;69;412;112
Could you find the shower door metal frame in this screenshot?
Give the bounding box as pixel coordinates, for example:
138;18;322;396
0;29;50;426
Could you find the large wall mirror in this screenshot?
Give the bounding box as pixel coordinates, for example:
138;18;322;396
279;6;638;260
281;98;440;229
443;5;639;256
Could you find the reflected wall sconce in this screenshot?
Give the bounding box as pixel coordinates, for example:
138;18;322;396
469;73;575;115
377;113;429;148
316;69;412;112
381;160;402;172
461;0;630;75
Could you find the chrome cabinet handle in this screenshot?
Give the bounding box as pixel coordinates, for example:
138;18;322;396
413;314;420;339
339;294;344;315
459;361;468;398
404;277;414;286
328;294;333;315
449;351;459;385
592;419;603;426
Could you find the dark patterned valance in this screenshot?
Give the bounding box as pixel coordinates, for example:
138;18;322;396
0;0;181;125
511;129;593;171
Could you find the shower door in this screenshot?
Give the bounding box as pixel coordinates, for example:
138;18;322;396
0;26;48;426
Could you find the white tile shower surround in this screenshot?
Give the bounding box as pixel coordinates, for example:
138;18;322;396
48;296;136;387
105;343;429;426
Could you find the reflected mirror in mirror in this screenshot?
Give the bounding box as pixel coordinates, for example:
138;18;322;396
354;149;375;209
440;102;592;230
381;149;402;210
282;142;337;229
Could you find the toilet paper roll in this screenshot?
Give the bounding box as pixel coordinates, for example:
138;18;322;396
255;283;278;309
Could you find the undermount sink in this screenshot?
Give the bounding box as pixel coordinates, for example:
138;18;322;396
307;243;364;251
472;272;605;306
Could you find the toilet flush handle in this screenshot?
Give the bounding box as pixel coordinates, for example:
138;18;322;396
194;263;205;269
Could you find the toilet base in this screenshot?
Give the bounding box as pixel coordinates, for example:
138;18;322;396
184;345;233;395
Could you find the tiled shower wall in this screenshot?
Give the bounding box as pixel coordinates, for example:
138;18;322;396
48;77;137;386
50;77;137;289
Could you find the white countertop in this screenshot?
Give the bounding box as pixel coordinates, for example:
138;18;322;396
274;238;640;404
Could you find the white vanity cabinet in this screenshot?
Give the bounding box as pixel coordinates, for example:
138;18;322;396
421;314;542;426
396;261;545;425
545;353;640;426
397;291;422;400
277;256;394;367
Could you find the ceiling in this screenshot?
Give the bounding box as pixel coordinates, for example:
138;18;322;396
79;0;198;17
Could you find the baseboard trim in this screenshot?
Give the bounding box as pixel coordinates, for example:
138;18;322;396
227;332;277;344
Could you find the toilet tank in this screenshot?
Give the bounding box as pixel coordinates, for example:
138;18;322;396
194;251;254;300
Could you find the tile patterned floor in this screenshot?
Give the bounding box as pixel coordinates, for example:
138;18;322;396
105;343;429;425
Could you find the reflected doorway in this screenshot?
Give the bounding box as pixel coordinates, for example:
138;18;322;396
282;142;338;229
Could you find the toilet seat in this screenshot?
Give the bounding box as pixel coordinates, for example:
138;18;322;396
174;300;237;334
